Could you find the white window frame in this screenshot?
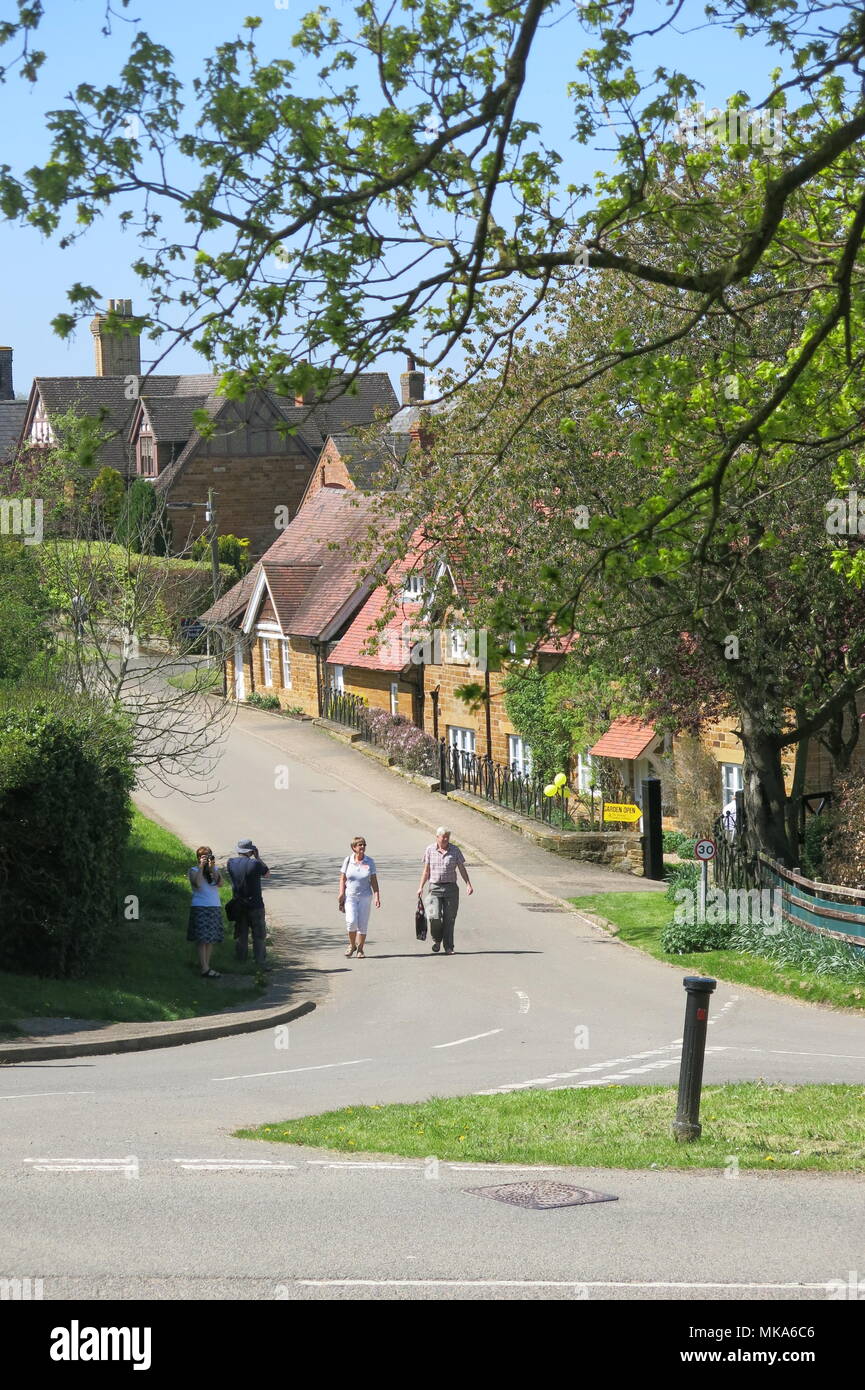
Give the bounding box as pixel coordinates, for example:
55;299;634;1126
401;573;425;602
280;639;292;690
138;429;155;477
577;752;594;794
332;664;345;693
390;681;399;715
508;734;533;777
448;626;470;663
722;762;743;806
261;637;273;686
448;725;476;756
234;640;245;701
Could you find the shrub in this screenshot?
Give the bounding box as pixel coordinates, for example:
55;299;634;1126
664;861;701;899
246;692;281;711
730;914;865;981
0;692;134;977
663;830;697;857
364;707;438;773
114;478;171;554
191;533;251;582
671;735;719;838
661;916;735;954
800;812;831;881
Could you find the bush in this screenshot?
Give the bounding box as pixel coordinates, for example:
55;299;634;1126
191;533;251;582
664;861;701;898
114;478;171;554
800;812;831;882
365;707;439;773
0;692;134;977
246;692;281;711
663;830;697;857
661;916;735;954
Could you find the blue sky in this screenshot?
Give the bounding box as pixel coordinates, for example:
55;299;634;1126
0;0;785;395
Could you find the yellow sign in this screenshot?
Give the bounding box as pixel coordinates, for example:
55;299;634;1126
603;802;642;823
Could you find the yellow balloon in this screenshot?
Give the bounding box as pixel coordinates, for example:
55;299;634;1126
554;772;567;787
543;784;556;797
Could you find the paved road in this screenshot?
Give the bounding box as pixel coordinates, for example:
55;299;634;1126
3;705;865;1301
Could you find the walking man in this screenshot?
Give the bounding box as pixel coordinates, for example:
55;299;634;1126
228;839;270;967
417;826;473;955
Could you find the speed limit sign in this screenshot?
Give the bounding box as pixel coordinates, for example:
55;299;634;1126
695;838;716;861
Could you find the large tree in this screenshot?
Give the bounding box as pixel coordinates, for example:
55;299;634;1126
365;254;865;868
2;0;865;565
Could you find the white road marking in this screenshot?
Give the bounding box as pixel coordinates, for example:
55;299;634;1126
175;1161;296;1171
0;1091;96;1101
475;1041;688;1094
297;1279;834;1290
306;1161;422;1170
513;990;531;1014
434;1029;503;1050
212;1059;372;1081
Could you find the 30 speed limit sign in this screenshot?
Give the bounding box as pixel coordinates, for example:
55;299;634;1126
695;838;716;862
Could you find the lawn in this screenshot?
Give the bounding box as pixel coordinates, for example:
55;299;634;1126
237;1081;865;1171
573;892;865;1013
167;666;223;693
0;809;263;1026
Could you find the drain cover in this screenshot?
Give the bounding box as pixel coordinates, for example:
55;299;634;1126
519;903;570;913
464;1181;618;1209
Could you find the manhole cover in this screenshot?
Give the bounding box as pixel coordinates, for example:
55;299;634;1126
519;903;570;913
464;1181;618;1209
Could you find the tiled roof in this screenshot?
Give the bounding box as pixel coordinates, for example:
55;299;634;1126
0;400;26;462
154;373;397;493
260;562;321;632
141;393;216;442
326;430;409;488
29;375;220;473
200;488;388;637
327;587;423;671
589;716;657;760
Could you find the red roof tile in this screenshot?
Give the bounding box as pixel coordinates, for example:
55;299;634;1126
589;716;657;760
328;588;423;671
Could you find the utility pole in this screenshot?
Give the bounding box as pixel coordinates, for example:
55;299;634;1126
204;488;220;604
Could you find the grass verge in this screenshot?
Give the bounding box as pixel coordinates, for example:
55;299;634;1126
167;666;222;693
0;809;263;1024
236;1081;865;1171
574;892;865;1012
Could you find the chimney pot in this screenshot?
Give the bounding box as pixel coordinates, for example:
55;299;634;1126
90;298;141;377
400;353;425;407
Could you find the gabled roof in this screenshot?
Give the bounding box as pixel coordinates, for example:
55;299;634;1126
140;389;219;442
589;716;657;760
22;374;221;473
325;430;409;489
153;373;397;494
200;487;389;638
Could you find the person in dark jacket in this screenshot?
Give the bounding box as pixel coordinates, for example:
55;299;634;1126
227;839;270;967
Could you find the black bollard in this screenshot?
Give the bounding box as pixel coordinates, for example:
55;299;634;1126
672;976;717;1142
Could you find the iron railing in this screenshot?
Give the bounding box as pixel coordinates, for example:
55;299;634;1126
440;743;556;825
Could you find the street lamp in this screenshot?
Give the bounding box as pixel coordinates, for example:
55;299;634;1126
164;487;220;603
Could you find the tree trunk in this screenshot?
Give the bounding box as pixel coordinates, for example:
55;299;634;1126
739;712;795;868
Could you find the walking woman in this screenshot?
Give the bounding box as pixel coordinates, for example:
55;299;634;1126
338;836;380;958
187;845;225;978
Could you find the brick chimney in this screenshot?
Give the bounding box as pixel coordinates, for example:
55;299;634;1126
0;346;13;401
400;353;425;406
90;298;141;377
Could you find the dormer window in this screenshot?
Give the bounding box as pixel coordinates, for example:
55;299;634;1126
401;572;425;602
138;429;155;477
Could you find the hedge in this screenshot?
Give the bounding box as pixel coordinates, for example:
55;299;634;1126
38;541;234;641
0;691;135;977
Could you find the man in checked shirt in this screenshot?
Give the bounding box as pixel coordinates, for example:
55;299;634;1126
417;826;474;955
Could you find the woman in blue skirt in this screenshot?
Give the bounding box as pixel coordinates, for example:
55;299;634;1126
187;845;225;977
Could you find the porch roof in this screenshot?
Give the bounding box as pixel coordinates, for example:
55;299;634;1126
589;716;657;760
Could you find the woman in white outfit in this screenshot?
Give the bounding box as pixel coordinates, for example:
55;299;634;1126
338;836;380;958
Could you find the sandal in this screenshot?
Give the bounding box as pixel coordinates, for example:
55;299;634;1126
345;945;356;958
201;968;221;978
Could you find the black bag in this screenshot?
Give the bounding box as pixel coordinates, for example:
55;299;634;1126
225;897;239;922
415;894;427;941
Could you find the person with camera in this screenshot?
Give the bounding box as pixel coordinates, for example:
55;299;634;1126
227;838;271;968
187;845;225;978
